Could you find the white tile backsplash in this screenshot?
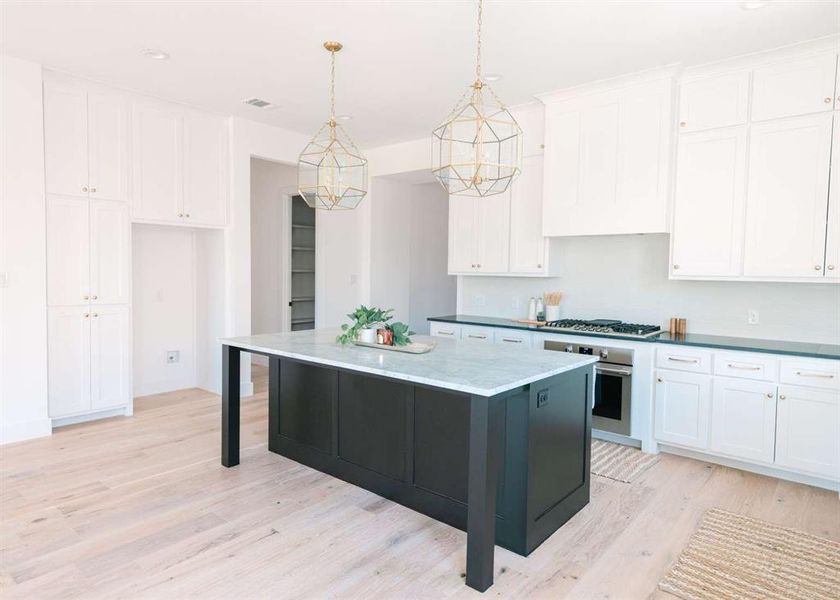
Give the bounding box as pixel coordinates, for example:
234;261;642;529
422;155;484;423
459;234;840;344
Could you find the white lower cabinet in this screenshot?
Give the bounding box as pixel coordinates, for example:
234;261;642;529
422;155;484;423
429;322;462;340
775;385;839;479
493;329;533;348
710;378;776;463
48;305;130;418
460;325;494;343
654;370;711;450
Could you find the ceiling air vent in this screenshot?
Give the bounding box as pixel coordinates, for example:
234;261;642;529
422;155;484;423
242;98;273;109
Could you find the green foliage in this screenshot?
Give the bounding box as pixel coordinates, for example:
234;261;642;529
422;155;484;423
386;321;415;346
335;305;394;345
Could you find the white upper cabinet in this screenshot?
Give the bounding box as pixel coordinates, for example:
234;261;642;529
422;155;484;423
671;127;747;277
90;305;130;411
743;113;832;278
132;102;183;222
474;190;511;274
448;195;478;273
47;196;90;306
751;53;837;122
87;91;129;202
825;112;840;279
43;83;91;198
511;104;545;157
542;77;674;236
90;200;130;305
678;71;750;133
509;156;547;274
183;112;228;226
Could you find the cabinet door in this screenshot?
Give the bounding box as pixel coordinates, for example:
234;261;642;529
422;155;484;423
90;200;130;305
654;370;711;450
132;103;183;222
511;104;545;157
90;306;130;410
509;155;546;274
448;195;477;273
743;114;832;277
678;71;750;133
825;112;840;279
46;196;90;306
48;307;91;417
671;127;747;277
183;112;227;226
752;53;837;122
475;188;511;273
710;378;776;463
88;91;128;202
43;83;88;198
775;385;839;480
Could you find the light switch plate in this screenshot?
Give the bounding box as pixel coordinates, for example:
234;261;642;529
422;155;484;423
747;309;759;325
166;350;180;364
0;272;8;288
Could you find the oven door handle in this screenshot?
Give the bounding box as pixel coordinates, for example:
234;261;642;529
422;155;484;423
595;365;632;377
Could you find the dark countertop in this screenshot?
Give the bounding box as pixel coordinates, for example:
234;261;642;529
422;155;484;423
428;314;840;361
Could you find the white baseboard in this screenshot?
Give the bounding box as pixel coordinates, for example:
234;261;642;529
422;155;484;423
593;429;642;448
660;444;839;493
51;406;129;428
0;417;52;445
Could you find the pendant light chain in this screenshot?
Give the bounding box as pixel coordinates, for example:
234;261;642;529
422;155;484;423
475;0;483;81
330;49;336;121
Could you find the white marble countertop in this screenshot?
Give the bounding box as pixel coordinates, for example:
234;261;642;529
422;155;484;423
222;329;598;397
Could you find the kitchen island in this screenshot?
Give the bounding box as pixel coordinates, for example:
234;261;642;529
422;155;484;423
220;329;598;592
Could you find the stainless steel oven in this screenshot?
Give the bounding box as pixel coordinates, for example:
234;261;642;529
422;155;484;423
545;341;632;436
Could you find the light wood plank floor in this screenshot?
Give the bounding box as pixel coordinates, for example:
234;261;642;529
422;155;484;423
2;365;838;599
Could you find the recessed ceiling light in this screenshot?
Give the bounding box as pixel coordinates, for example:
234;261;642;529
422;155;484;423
739;0;770;10
336;114;352;121
141;48;170;60
484;73;503;82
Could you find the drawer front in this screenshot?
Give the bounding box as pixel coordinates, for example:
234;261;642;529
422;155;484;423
429;322;462;340
656;346;712;373
713;352;778;382
461;325;495;343
779;358;840;390
493;330;533;348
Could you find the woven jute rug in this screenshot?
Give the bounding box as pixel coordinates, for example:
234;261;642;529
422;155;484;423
659;508;840;600
590;439;659;483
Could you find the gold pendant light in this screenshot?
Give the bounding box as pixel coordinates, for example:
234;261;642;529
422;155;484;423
298;41;368;210
431;0;522;197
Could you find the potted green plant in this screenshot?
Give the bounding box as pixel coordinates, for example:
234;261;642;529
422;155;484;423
336;306;393;345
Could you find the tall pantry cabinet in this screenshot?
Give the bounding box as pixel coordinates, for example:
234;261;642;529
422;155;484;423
43;76;131;421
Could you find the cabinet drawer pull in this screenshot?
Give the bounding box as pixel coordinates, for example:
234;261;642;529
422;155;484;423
667;356;699;364
467;334;487;339
795;371;834;379
438;331;454;336
502;338;523;343
726;363;761;371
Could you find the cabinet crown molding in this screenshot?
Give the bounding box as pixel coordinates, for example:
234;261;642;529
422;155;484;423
536;64;680;105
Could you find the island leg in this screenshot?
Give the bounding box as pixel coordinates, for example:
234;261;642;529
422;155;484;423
222;344;241;467
466;394;501;592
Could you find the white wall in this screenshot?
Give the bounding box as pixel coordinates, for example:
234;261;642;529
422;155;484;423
132;225;197;396
369;178;412;320
459;234;840;344
195;229;225;394
0;55;51;444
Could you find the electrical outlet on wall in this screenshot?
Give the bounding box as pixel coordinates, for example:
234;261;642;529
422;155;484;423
166;350;180;364
747;309;759;325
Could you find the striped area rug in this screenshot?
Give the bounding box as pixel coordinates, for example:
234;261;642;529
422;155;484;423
590;439;659;483
659;508;840;600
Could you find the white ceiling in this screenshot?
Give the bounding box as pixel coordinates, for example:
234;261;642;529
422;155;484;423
2;1;838;148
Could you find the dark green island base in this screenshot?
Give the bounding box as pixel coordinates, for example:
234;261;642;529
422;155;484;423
221;343;593;592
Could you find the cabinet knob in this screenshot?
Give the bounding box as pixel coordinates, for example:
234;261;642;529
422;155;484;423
814;265;822;270
92;295;98;300
679;121;686;127
82;186;89;192
673;264;680;270
537;264;542;268
828;265;835;271
92;313;98;318
476;264;481;268
84;313;90;318
90;187;97;193
779;394;786;400
824;97;832;104
83;295;89;300
766;392;774;399
178;213;184;218
657;377;663;383
185;213;190;218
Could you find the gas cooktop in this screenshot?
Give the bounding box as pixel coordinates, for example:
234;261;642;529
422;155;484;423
543;319;661;339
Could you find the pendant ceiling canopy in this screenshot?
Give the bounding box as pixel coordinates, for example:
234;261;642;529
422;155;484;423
298;41;368;210
431;0;523;197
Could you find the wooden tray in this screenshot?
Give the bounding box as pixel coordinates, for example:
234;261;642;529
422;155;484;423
513;319;547;327
353;340;436;354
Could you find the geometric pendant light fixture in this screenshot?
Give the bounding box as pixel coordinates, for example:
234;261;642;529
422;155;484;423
298;41;368;210
431;0;522;197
